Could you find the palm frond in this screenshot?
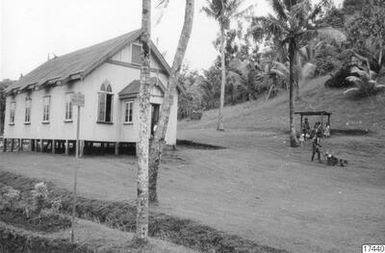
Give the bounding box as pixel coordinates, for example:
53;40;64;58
343;87;359;95
270;69;287;79
155;0;170;25
249;15;288;42
271;0;288;21
345;76;363;86
233;3;257;19
306;0;331;24
201;6;218;19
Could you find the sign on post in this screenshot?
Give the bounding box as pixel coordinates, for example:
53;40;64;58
71;92;84;243
71;92;85;107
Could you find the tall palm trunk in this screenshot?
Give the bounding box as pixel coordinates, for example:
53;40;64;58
149;0;195;203
379;40;383;67
136;0;151;242
217;24;225;131
289;40;298;147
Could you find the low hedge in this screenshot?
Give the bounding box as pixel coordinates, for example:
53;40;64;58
0;222;91;253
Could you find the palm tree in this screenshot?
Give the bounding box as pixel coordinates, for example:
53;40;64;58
136;0;151;242
149;0;195;204
249;0;330;147
202;0;248;131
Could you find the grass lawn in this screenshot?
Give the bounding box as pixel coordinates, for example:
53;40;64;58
1;76;384;252
1;128;384;253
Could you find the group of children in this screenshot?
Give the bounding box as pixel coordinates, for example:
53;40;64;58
299;118;330;142
299;118;347;167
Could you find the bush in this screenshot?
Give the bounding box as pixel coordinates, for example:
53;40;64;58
324;65;355;88
0;185;20;210
31;182;49;213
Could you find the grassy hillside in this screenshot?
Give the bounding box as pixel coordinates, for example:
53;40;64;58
180;75;385;136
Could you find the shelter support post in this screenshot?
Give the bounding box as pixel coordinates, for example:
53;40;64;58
300;115;303;130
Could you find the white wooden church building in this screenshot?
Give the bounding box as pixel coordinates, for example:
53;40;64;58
3;29;178;155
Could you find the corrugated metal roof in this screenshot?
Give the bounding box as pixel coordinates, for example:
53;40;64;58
6;30;142;93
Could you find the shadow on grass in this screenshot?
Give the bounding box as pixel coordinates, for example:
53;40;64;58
176;139;226;150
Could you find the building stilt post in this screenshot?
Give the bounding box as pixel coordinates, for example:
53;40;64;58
40;139;43;152
52;139;55;154
79;140;84;157
65;140;69;155
2;138;7;152
11;138;14;152
115;142;120;155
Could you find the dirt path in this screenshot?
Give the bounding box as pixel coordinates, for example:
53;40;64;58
1;129;384;253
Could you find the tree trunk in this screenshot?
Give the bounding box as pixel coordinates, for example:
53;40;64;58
217;23;225;131
135;0;151;242
289;40;299;147
149;0;195;204
379;40;383;67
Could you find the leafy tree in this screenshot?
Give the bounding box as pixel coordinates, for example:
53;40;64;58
177;66;201;119
249;0;331;147
345;0;385;69
202;0;249;131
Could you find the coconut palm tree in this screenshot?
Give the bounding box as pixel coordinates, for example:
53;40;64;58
136;0;151;242
202;0;249;131
149;0;195;204
249;0;330;147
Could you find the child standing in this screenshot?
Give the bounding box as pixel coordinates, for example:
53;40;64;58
311;136;322;162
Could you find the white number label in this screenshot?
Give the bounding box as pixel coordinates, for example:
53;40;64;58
363;244;385;253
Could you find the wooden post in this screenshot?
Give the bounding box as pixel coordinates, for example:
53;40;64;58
3;138;7;152
11;138;14;152
30;139;34;151
115;142;120;155
19;139;23;151
52;139;55;154
65;140;69;155
328;115;331;127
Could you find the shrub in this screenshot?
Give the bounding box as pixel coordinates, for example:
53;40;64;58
1;186;20;210
324;65;355;88
31;182;49;213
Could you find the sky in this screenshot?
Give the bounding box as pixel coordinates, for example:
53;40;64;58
0;0;343;81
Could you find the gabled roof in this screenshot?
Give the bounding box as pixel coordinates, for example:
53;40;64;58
6;29;172;94
119;77;166;99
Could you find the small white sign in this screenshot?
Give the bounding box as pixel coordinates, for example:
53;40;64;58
71;92;85;107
